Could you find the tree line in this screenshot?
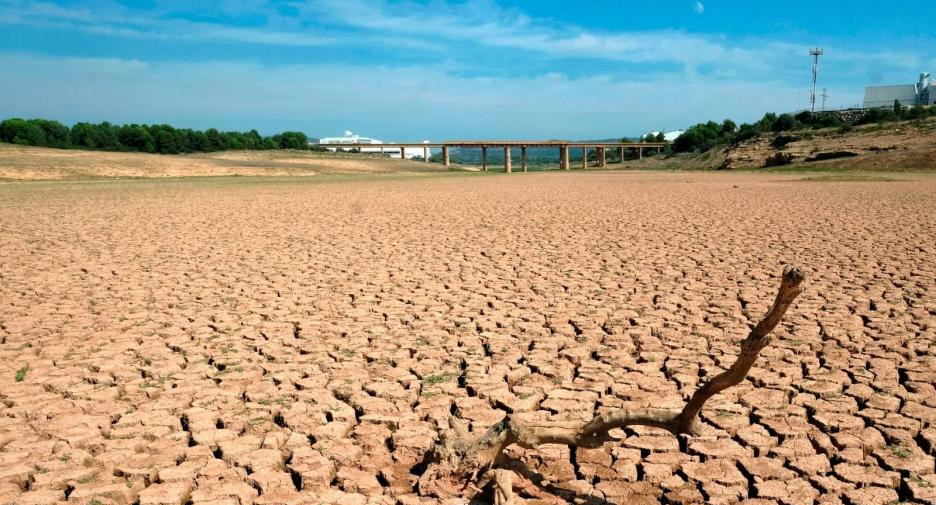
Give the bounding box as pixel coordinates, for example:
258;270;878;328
0;118;323;154
673;102;936;153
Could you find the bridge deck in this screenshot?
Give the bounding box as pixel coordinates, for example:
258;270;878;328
318;140;666;172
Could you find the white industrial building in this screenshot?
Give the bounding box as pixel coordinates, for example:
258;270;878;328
317;131;429;159
863;72;935;108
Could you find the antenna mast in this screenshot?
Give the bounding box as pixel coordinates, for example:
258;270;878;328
810;46;824;112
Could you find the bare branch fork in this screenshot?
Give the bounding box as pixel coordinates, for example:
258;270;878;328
417;266;807;503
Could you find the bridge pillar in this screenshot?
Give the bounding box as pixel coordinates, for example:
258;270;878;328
401;147;406;159
423;146;428;163
482;146;488;172
560;146;570;170
638;146;642;159
581;147;587;169
619;146;625;164
521;146;527;172
442;146;450;166
598;147;606;167
504;147;512;173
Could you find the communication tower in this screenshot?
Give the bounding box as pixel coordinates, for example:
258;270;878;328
810;47;824;112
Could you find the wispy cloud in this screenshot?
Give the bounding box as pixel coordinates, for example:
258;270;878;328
0;0;926;137
0;0;343;47
301;0;760;68
0;0;924;77
0;52;842;138
295;0;922;78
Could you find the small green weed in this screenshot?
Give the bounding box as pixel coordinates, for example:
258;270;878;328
423;373;456;385
887;443;911;459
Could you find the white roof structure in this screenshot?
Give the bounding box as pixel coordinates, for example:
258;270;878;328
647;131;683;142
317;131;430;159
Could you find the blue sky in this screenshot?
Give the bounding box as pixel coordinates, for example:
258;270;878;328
1;0;933;139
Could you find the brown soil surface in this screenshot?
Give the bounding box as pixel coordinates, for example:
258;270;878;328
2;172;935;505
0;144;442;181
634;116;936;171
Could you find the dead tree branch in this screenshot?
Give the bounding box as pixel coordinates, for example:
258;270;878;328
418;265;807;502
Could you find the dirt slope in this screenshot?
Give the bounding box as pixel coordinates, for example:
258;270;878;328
636;116;936;171
0;144;443;181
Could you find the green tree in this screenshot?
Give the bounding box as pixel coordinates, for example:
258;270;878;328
721;119;737;135
244;130;263;150
0;118;46;146
118;125;155;153
35;119;71;148
71;122;98;148
772;113;798;132
153;126;180;154
756;112;778;132
91;122;122;150
204;128;227;151
277;131;308;150
261;137;279;150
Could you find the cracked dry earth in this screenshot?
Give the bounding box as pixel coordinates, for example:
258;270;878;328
1;172;935;505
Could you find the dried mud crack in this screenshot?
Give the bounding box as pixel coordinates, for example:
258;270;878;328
1;172;935;505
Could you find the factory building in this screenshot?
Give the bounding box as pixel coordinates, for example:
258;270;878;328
317;131;428;159
863;73;935;108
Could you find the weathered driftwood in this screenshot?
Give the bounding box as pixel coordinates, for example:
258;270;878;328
417;266;807;503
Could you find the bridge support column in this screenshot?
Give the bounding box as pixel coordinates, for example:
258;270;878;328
638;146;642;160
560;146;569;170
619;146;625;164
482;146;488;172
598;147;606;167
504;147;512;173
380;146;385;156
442;146;450;167
581;147;587;169
521;146;527;172
423;146;428;163
401;147;406;159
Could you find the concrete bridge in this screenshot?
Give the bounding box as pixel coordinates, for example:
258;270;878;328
324;140;666;173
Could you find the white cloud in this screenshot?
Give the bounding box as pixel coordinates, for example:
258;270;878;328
0;0;920;134
0;0;355;48
0;52;810;138
302;0;757;67
1;0;925;78
694;2;705;14
0;0;780;71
